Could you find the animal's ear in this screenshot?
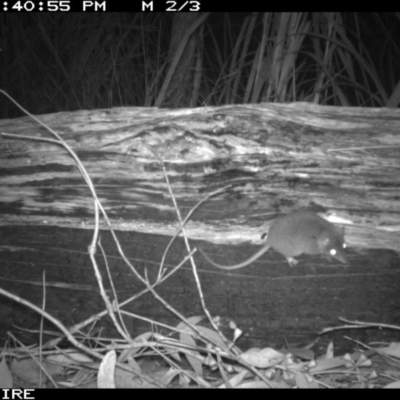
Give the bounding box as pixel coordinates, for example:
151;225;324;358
334;225;345;238
316;231;331;251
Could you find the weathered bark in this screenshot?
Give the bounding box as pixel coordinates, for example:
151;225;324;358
1;103;400;349
1;102;399;252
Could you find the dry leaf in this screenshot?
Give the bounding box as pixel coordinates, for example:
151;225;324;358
0;358;13;388
239;348;285;368
179;332;203;377
11;358;58;384
97;350;116;388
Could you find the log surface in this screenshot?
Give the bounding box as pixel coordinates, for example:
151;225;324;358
1;102;400;251
1;102;400;349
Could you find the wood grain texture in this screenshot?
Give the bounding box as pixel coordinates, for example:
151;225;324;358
1;102;399;252
1;103;400;349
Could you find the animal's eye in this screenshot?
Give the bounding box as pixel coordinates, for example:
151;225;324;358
343;243;346;249
330;249;337;256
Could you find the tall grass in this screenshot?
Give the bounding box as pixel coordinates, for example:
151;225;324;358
1;12;399;117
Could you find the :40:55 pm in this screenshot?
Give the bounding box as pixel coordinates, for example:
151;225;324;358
11;1;71;11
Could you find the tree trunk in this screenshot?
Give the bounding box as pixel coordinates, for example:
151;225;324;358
1;102;399;349
1;102;399;250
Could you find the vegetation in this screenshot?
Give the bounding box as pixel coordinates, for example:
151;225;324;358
1;13;400;118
